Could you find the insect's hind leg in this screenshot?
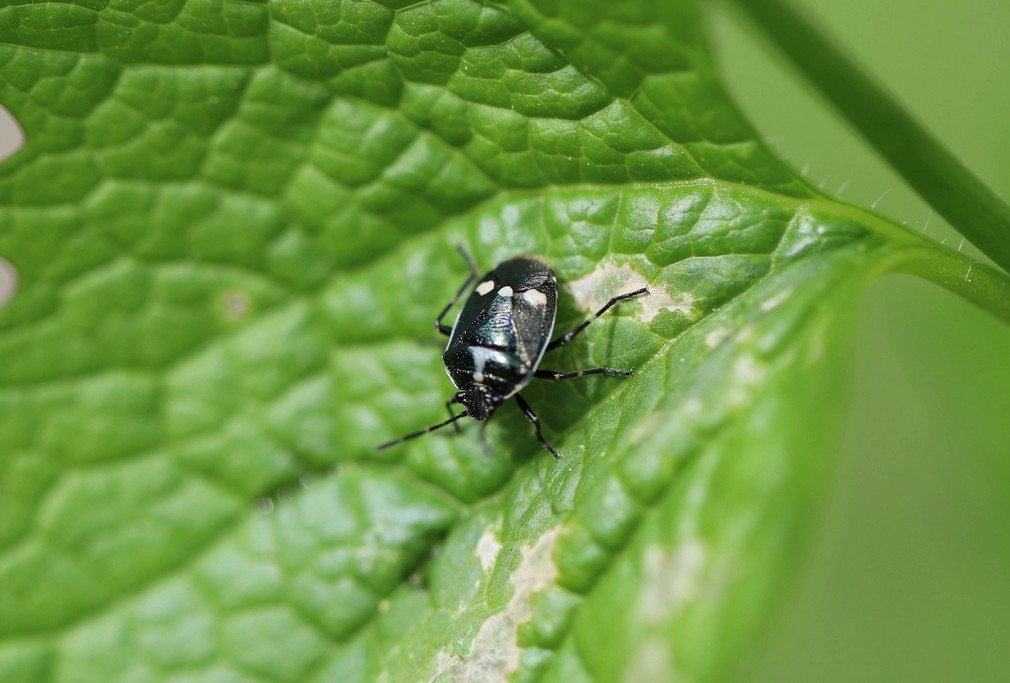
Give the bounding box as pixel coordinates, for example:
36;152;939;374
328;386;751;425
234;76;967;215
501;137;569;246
515;394;560;460
546;288;648;351
435;245;480;336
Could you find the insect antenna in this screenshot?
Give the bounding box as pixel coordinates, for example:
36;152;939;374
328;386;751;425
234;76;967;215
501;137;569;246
375;410;469;451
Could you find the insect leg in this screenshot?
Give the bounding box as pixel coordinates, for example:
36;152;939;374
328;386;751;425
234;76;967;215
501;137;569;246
535;367;632;380
435;245;480;336
445;392;465;433
514;394;560;460
546;287;648;351
375;409;469;451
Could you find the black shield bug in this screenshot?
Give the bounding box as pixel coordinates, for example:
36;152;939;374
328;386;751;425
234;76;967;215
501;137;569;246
375;247;648;459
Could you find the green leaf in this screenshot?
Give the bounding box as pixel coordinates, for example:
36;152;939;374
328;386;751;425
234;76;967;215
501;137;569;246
0;1;1006;682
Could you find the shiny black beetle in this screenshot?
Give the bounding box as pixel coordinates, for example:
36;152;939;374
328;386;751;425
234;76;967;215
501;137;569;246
376;247;647;458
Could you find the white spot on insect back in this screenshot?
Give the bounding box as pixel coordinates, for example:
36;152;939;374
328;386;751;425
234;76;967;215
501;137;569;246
476;280;495;296
431;526;561;682
497;285;513;297
522;288;547;307
0;257;18;308
469;346;499;380
567;262;691;323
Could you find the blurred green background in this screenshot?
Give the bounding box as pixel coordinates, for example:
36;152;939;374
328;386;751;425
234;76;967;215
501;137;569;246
712;0;1010;680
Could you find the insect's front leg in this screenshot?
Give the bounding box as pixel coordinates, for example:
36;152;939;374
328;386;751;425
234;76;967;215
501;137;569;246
374;408;469;452
435;246;480;336
445;391;465;433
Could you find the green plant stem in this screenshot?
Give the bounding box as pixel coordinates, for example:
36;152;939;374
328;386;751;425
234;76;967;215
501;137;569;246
731;0;1010;275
